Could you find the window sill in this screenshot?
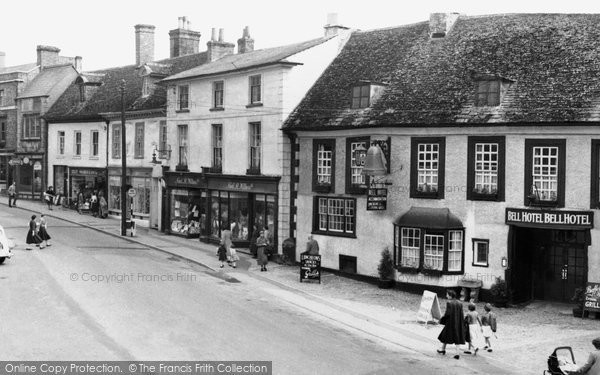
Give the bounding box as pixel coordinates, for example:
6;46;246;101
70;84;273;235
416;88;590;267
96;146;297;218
89;156;99;160
209;107;225;112
472;262;489;268
175;109;190;113
246;168;261;176
420;268;444;277
411;192;442;199
469;192;501;201
246;103;263;108
527;200;560;208
311;230;356;239
72;156;81;159
21;138;41;141
175;164;189;172
397;266;420;274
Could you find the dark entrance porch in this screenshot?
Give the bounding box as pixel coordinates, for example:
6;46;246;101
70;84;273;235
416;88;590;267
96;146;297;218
510;227;588;303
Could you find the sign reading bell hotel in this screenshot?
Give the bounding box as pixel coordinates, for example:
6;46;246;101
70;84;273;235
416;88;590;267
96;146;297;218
505;208;594;229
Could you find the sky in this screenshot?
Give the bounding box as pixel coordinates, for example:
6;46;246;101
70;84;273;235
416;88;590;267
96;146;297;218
1;0;599;71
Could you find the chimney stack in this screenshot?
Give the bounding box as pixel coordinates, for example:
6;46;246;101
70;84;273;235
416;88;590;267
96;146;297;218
169;16;201;58
135;24;155;66
74;56;83;72
0;51;5;68
429;13;460;38
237;26;254;54
323;12;349;37
37;45;61;69
207;28;235;62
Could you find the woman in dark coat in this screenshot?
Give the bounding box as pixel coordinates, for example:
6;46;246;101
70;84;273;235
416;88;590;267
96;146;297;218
25;215;43;250
437;289;466;359
256;230;269;271
37;214;51;247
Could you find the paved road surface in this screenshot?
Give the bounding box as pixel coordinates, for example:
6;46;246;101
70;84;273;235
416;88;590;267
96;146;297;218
0;208;481;374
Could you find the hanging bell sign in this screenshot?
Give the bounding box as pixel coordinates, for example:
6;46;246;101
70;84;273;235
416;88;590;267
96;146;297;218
362;138;390;177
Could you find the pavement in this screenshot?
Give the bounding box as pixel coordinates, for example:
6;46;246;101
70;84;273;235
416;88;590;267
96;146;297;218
4;198;600;375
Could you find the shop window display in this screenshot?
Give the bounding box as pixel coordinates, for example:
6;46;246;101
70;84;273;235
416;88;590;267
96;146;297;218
170;189;206;237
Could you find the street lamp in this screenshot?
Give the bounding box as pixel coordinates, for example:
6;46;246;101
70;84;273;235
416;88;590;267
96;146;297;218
120;80;127;236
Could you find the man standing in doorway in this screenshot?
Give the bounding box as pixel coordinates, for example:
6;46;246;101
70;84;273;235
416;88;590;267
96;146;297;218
8;182;16;207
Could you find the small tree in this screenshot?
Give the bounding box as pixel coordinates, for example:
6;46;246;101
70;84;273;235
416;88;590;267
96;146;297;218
378;247;395;281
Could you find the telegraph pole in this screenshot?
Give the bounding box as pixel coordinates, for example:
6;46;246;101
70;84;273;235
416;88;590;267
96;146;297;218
120;80;127;236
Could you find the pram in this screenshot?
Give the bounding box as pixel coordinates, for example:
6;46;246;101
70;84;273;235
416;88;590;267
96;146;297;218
544;346;578;374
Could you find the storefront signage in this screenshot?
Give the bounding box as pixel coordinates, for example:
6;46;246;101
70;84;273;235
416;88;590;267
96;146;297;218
70;168;104;177
300;254;321;283
505;208;594;229
227;182;255;191
33;161;42;171
584;282;600;313
367;188;388;211
174;176;203;187
8;158;22;166
417;290;442;324
207;177;278;194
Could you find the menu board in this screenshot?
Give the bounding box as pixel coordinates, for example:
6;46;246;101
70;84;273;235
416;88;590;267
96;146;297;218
300;254;321;283
584;282;600;313
367;188;387;211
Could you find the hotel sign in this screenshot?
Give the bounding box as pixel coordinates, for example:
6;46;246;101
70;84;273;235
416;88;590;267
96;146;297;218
505;208;594;229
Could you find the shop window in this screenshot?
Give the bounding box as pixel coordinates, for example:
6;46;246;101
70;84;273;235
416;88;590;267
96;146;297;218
0;120;6;147
410;137;445;199
0;156;6;186
313;196;356;237
112;125;121;159
524;139;565;207
131;177;150;215
313;139;335;193
472;239;489;267
170;189;206;237
394;226;464;274
467;136;505;201
134;122;144;159
346;137;369;194
108;175;121;210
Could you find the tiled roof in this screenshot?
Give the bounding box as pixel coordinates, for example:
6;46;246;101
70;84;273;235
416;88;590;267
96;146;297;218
162;37;332;82
45;52;207;122
283;14;600;130
17;65;77;99
0;63;37;74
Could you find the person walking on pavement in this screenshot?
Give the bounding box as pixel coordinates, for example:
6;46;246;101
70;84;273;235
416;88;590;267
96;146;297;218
8;181;17;207
44;186;55;210
98;193;108;219
77;189;84;214
567;337;600;374
464;302;484;355
437;289;466;360
217;244;227;268
220;225;232;264
256;230;269;272
481;303;498;352
25;215;43;250
249;225;259;258
90;191;98;217
37;214;52;247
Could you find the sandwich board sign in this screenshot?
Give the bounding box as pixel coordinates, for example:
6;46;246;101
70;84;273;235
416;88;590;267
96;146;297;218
417;290;442;324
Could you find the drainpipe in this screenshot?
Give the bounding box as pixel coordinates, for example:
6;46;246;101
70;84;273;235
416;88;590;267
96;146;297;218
105;119;110;199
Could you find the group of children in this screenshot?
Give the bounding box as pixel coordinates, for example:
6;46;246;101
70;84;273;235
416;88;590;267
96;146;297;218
464;302;498;355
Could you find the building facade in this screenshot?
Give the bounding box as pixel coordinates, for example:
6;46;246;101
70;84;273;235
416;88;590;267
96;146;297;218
283;13;600;303
160;19;348;251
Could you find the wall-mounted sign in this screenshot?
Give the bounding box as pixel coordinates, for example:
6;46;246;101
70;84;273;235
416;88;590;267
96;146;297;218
505;208;594;230
367;187;388;211
371;138;391;174
33;161;42;171
8;158;22;166
22;157;30;165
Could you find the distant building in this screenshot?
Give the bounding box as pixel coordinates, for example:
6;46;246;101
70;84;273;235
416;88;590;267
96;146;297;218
283;13;600;303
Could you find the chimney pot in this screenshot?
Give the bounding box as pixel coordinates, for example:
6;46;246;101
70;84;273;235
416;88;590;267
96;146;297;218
169;17;201;58
211;28;217;41
327;13;339;25
323;12;349;38
178;17;183;29
218;28;225;42
0;51;5;69
74;56;82;72
237;26;255;54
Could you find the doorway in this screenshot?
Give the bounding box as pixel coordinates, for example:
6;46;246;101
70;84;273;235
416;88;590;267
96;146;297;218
511;227;587;303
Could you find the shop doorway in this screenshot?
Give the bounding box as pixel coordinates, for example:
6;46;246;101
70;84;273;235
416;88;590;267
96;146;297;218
511;227;587;303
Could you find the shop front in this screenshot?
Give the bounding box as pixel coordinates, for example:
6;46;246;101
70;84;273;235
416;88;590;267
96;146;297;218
53;166;107;208
13;154;44;200
107;167;152;219
506;207;593;303
164;172;279;248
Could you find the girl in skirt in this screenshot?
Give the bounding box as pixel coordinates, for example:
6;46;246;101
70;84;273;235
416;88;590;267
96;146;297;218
38;214;51;247
464;302;484;355
25;215;43;250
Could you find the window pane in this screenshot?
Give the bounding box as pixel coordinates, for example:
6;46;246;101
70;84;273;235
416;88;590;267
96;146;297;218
424;234;444;270
401;228;421;268
532;146;558;201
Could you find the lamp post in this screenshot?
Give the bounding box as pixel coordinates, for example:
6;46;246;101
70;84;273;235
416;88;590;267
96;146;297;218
120;80;127;236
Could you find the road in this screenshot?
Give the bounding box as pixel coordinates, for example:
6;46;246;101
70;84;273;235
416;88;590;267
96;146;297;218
0;207;482;374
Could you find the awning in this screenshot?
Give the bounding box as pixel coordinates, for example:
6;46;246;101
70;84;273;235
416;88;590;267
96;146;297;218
393;207;463;229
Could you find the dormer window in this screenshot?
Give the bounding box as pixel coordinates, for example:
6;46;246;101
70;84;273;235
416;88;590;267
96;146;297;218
473;74;513;107
351;81;386;109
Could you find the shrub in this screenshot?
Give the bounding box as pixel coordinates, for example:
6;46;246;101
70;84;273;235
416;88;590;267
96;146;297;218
378;247;395;281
